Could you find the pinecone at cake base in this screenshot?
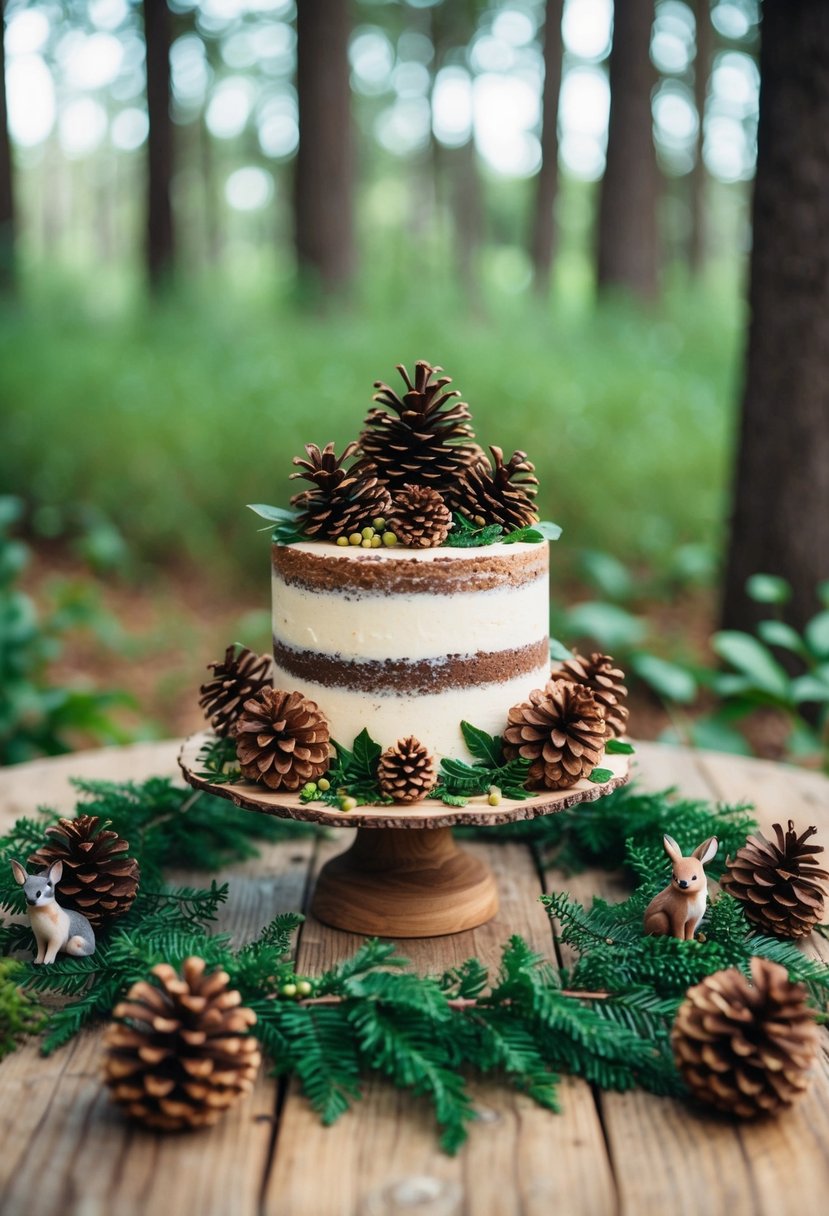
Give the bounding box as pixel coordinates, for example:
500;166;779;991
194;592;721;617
721;821;828;939
234;688;330;791
672;957;819;1117
290;442;392;541
378;737;436;804
388;485;452;548
29;816;139;927
446;445;539;531
503;681;606;790
104;956;261;1131
199;643;273;738
550;652;629;739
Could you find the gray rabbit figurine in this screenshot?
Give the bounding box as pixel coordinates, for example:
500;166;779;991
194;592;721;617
10;859;96;964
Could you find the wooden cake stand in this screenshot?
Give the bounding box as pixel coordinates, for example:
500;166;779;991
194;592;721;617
179;732;630;938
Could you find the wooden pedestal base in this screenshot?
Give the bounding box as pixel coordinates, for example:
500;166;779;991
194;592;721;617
311;826;499;938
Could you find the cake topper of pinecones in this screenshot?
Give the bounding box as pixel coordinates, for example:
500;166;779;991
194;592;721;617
551;652;629;739
104;956;261;1132
290;441;392;542
672;957;819;1117
503;681;606;790
448;445;539;531
234;688;330;791
377;736;436;804
29;815;139;927
388;485;452;548
721;821;828;939
199;643;273;738
356;360;479;494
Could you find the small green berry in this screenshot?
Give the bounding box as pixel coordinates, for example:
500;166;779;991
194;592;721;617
340;796;358;812
280;982;297;998
361;538;373;548
296;980;313;997
361;526;375;540
371;535;382;547
382;531;398;547
318;778;331;791
488;785;502;806
336;536;349;547
372;517;386;531
349;532;362;546
302;782;318;795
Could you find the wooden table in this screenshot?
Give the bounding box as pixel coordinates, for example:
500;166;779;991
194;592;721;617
1;740;828;1216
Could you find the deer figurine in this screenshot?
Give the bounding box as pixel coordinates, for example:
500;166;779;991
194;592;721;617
10;860;96;964
643;835;718;940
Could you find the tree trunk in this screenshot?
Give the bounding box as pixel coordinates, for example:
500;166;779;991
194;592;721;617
689;0;712;273
0;0;15;293
294;0;354;295
596;0;659;298
722;1;829;637
143;0;175;290
530;0;565;296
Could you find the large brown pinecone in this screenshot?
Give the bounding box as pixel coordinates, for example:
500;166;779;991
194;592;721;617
377;736;437;804
199;644;273;738
720;821;828;939
355;361;479;494
388;485;452;548
503;681;606;790
104;956;261;1132
447;446;539;531
233;688;330;791
290;441;392;541
29;816;139;927
672;957;819;1117
550;652;629;739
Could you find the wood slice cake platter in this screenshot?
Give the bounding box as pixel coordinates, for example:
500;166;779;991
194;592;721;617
179;731;630;938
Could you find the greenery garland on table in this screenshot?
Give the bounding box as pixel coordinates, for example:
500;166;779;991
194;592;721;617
0;777;828;1152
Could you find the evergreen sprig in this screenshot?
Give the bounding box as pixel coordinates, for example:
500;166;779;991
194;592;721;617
432;720;532;805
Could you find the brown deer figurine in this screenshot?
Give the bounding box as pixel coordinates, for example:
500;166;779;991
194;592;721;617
643;835;718;940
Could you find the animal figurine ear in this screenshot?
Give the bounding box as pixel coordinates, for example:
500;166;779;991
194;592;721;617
10;859;27;886
662;835;682;864
47;860;64;885
693;837;718;865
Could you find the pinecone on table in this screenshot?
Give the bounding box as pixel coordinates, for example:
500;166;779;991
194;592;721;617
503;681;606;790
104;956;261;1132
672;957;819;1117
290;441;392;542
720;821;828;939
233;688;330;791
199;644;273;738
377;736;436;804
356;361;479;494
550;652;629;739
29;815;139;927
388;485;452;548
447;446;539;531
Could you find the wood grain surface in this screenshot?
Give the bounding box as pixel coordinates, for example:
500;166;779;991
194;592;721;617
0;740;827;1216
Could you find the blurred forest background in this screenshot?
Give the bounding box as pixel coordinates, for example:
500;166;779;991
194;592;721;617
1;0;828;767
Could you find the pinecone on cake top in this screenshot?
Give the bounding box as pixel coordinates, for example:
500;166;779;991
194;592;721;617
388;485;452;549
234;688;330;792
356;361;479;494
290;441;392;542
29;815;139;927
550;652;629;739
672;957;819;1118
104;956;261;1132
448;446;539;531
503;680;606;790
378;736;436;804
720;821;828;939
199;644;273;738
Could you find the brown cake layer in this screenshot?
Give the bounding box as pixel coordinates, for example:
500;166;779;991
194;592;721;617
272;637;550;695
272;543;547;595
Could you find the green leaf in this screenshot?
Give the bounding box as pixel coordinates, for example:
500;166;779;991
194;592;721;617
588;768;614;784
805;611;829;659
247;503;297;523
436;791;469;807
460;720;502;766
351;728;382;779
564;602;647;650
443;513;504;548
630;654;696;704
711;632;791;700
534;520;563;541
746;574;791;604
549;637;572;662
790;675;829;704
605;739;634;755
757;619;808;657
502;526;544;544
579;551;634;602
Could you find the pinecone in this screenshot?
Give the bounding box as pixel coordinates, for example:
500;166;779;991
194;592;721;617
103;956;261;1132
377;736;437;804
290;442;393;542
388;485;452;548
550;652;629;739
672;957;819;1117
199;644;273;738
355;361;479;494
447;446;539;531
503;681;606;790
720;821;828;938
29;816;139;927
233;688;330;791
